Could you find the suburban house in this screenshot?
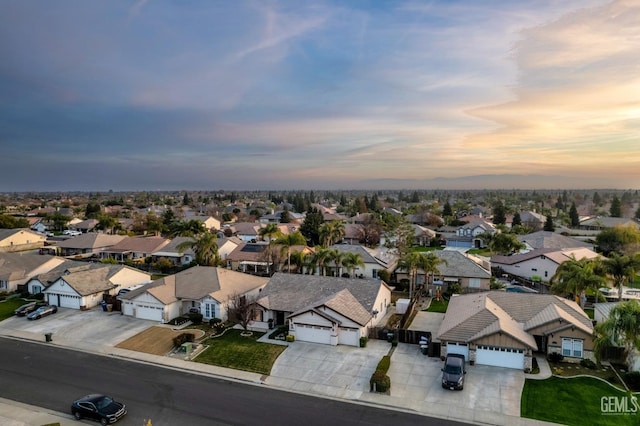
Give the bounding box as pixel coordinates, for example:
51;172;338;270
394;250;492;292
519;211;547;232
73;218;99;234
43;264;152;310
0;252;65;293
517;231;594;252
100;236;170;263
226;242;280;276
381;224;436;248
491;247;600;283
49;233;126;258
252;273;392;346
445;219;496;249
24;260;100;294
259;210;305;224
329;244;398;279
577;216;640;231
217;236;244;261
184;215;221;231
229;222;264;242
151;237;195;266
119;266;268;323
0;228;46;253
438;292;595;371
28;218;47;234
342;224;365;245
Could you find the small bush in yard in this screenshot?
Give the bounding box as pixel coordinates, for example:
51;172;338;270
172;333;195;347
359;336;368;347
580;358;596;369
188;312;203;325
548;352;564;363
370;355;391;392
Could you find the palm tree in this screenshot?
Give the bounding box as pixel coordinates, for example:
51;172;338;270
259;223;281;242
422;252;446;297
550;256;604;307
177;231;220;266
342;252;365;278
398;252;425;299
593;300;640;367
169;219;204;238
96;214;117;235
601;253;640;301
289;250;308;274
273;231;307;273
327;249;345;277
319;221;345;247
308;247;333;276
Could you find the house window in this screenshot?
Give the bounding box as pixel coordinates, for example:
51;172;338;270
469;278;481;288
204;303;216;319
372;269;379;278
0;280;6;289
562;338;583;358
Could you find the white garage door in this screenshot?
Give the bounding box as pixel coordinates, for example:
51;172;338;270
49;293;80;309
294;323;332;345
476;345;524;369
338;327;359;346
135;304;163;322
447;343;469;361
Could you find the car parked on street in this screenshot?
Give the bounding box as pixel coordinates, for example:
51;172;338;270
71;394;127;425
26;304;58;320
441;353;466;390
14;301;48;317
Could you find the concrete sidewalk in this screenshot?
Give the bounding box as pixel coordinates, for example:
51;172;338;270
0;325;560;426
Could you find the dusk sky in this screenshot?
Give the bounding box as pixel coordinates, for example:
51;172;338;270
1;0;638;192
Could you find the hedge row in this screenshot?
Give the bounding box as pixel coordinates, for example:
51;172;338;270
370;355;391;393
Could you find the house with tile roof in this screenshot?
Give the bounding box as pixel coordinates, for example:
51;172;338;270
51;233;126;258
437;292;595;370
394;250;491;292
0;228;46;253
329;244;398;279
517;230;594;252
151;236;195;266
0;252;65;293
119;266;268;323
43;264;151;310
24;260;103;295
491;247;600;283
252;273;392;346
445;219;496;249
100;236;170;263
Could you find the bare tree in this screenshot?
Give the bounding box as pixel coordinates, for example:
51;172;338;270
227;292;258;331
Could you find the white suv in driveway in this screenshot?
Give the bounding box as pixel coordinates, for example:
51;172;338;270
63;230;81;236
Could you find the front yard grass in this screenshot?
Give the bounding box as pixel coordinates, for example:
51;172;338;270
194;329;286;375
0;298;28;321
521;376;638;426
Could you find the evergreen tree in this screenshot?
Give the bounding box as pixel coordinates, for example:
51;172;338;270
280;207;291;223
593;192;601;206
544;215;555;232
569;202;580;227
493;201;506;225
442;201;453;218
300;207;323;246
610;195;622;217
512;211;522;227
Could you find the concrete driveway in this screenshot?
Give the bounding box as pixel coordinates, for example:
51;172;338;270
0;307;153;350
267;339;524;421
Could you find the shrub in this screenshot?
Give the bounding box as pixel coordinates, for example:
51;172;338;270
268;325;288;340
359;336;368;348
623;372;640;391
188;312;203;325
369;371;391;392
172;333;195;347
391;337;398;347
580;358;597;369
377;269;391;284
376;355;391;373
209;318;225;334
548;352;564;363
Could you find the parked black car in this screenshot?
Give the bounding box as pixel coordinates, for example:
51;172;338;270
71;394;127;425
14;301;48;317
441;353;466;390
26;304;57;320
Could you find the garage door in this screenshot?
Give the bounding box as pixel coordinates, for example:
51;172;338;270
338;327;359;346
294;323;332;345
476;345;524;369
49;293;80;309
446;343;469;361
135;304;163;322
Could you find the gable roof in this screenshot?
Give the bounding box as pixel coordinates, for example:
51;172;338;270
120;266;268;304
0;228;45;243
54;264;147;296
256;273;389;324
54;233;126;249
491;247;600;266
152;236;195;256
27;259;108;287
518;231;593;250
434;250;491;279
103;236;170;254
438;292;592;349
0;252;63;281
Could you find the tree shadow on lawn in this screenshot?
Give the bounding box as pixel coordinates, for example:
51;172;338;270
193;329;286;376
521;376;638;426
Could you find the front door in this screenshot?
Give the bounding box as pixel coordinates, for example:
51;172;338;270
276;311;285;326
534;335;547;353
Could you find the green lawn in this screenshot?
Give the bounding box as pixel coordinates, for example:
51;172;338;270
0;298;27;321
194;329;287;375
521;376;638;426
426;299;448;313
